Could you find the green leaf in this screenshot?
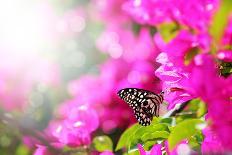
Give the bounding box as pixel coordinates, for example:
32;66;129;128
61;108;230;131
144;140;157;150
168;119;203;150
115;124;140;151
159;117;175;126
175;99;206;121
132;23;141;35
197;100;207;117
15;144;30;155
188;137;200;149
151;123;170;132
188;98;201;111
131;123;169;141
129;123;169;150
128;150;140;155
116;118;160;151
116;117;170;152
141;131;169;141
184;47;200;66
210;0;232;45
149;27;157;36
184;98;206;118
129;126;149;150
188;130;203;150
157;23;179;42
93;135;113;152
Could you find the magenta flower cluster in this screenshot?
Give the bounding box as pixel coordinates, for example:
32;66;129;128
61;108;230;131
3;0;229;154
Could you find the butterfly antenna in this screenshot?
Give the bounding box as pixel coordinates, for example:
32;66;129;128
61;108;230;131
160;91;165;95
162;87;184;95
160;87;171;95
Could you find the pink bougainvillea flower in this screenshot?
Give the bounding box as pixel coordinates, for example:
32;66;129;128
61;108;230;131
33;143;63;155
218;14;232;62
155;30;214;109
92;0;162;132
201;127;225;154
156;45;231;151
54;124;91;147
98;59;162;131
217;50;232;62
217;14;232;63
99;150;114;155
186;54;232;150
166;141;193;155
123;0;219;32
67;63;135;132
68;54;162;133
155;30;211;68
182;54;218;100
154;31;211;109
200;70;231;150
150;144;163;155
138;143;162;155
221;15;232;46
123;0;173;25
138;142;192;155
155;59;193;109
66;104;99;133
137;144;147;155
123;28;157;61
52;102;99;147
93;0;129;26
33;145;53;155
185;54;231;103
96;27;158;61
68;75;112;106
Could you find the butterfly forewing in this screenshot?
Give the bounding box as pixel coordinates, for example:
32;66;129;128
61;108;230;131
117;88;164;126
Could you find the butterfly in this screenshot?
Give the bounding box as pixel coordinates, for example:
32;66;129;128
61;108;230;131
117;88;164;126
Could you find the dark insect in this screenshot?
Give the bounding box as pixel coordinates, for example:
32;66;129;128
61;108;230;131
117;88;164;126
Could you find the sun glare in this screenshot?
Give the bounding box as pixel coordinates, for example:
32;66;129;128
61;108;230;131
0;0;56;56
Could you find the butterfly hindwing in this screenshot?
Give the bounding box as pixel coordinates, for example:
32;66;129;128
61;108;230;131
117;88;164;126
134;106;153;126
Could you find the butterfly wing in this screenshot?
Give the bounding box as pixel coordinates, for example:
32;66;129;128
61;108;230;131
117;88;164;126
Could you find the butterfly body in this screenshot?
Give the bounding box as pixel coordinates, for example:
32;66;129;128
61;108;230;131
117;88;164;126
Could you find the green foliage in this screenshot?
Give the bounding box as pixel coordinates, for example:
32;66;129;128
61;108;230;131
116;117;170;152
15;145;30;155
197;100;207;118
157;23;179;42
159;117;174;125
115;123;140;151
184;47;200;66
116;99;206;154
127;150;140;155
188;130;204;150
175;99;207;123
143;141;157;150
168;119;203;150
132;23;141;35
93;135;113;152
141;131;169;141
210;0;232;46
219;61;232;77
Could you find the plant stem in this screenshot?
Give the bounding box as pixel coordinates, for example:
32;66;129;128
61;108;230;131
162;100;190;118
